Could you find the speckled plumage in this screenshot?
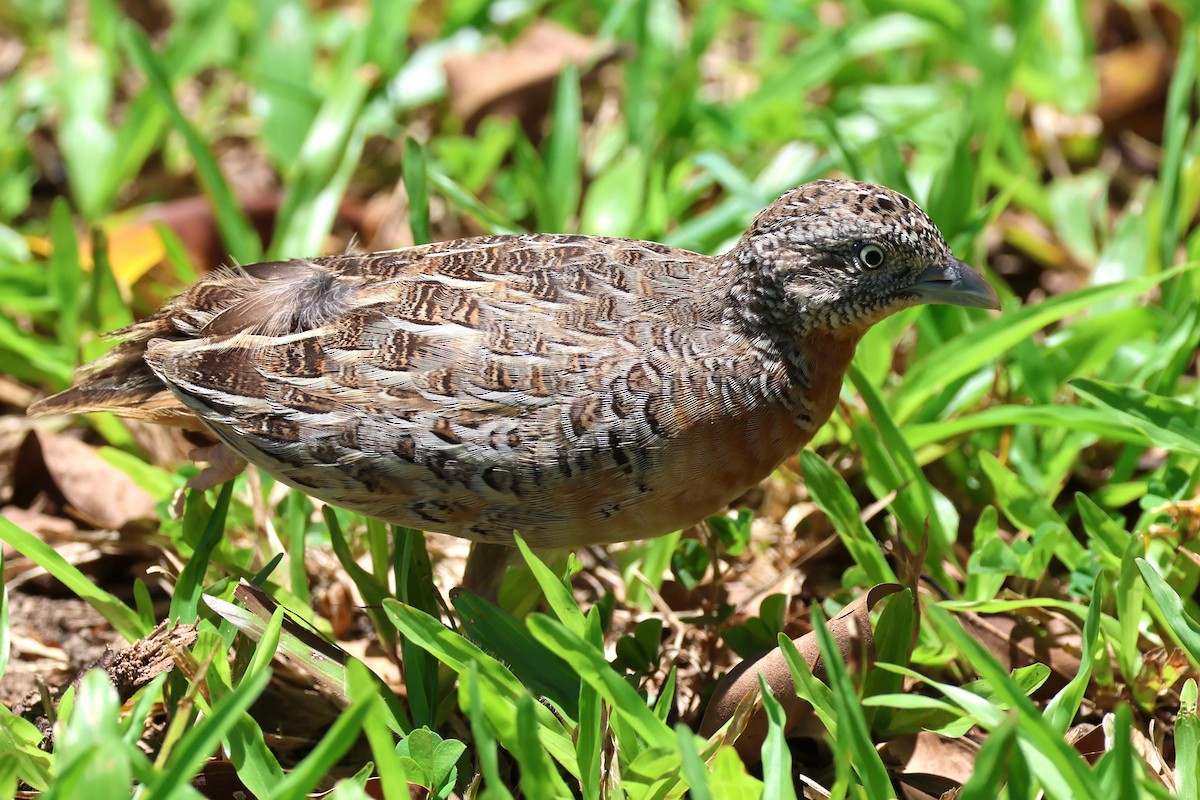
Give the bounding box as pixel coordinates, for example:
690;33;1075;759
29;180;998;548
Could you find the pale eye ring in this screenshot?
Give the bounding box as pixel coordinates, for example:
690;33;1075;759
858;243;886;269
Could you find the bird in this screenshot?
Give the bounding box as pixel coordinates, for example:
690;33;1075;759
29;179;998;586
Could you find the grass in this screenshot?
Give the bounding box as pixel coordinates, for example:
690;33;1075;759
0;0;1199;797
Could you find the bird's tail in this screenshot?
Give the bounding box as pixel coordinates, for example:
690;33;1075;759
27;313;191;424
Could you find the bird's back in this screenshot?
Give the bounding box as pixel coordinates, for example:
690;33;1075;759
32;234;809;546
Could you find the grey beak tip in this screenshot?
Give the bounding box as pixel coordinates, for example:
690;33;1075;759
913;258;1001;311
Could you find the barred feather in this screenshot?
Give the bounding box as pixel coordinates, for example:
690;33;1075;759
29;181;994;548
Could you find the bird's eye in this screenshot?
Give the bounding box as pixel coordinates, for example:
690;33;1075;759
858;243;886;269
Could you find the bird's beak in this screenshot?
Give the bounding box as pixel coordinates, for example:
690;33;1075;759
911;257;1000;310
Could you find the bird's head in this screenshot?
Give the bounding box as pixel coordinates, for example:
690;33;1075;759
727;179;1000;335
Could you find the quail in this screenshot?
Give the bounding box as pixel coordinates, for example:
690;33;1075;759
30;179;999;581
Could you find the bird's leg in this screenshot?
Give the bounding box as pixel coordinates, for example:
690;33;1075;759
171;442;249;516
462;541;514;603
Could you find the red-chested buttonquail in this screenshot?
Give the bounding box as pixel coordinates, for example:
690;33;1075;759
30;180;999;576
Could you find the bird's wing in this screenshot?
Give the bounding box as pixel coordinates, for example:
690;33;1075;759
113;236;707;496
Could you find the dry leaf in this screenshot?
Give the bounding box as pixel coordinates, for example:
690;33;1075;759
10;430;157;531
0;506;79;540
957;609;1082;699
444;20;617;133
78;222;166;288
1067;722;1105;764
880;731;979;797
1097;41;1172;129
139;194;281;274
699;582;903;761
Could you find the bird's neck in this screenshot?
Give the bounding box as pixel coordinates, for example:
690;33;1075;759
717;244;849;335
716;252;869;433
781;325;865;432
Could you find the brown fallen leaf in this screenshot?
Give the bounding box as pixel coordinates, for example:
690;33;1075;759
1097;40;1172;121
0;505;79;540
78;221;166;289
1067;722;1106;765
444;20;618;133
880;730;980;798
10;430;157;531
138;194;280;275
957;608;1082;699
699;582;903;762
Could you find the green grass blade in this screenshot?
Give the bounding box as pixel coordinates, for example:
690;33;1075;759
203;595;343;702
1177;680;1199;800
48;198;82;353
778;634;838;736
676;724;713;800
0;703;52;791
147;668;271;798
513;533;586;636
244;606;283;679
403;137;432;245
170;482;234;624
121;23;262;264
382;599;580;778
1097;704;1142;799
578;678;603;800
428;171;523;235
323;508;395;652
285;491;312;605
892;268;1188;422
799;450;896;585
0;546;8;680
395;527;439;728
1044;580;1102;732
863;589;913;731
541;65;581;232
86;226;133;335
904;404;1150;449
759;674;798;800
957;718;1019;800
849;364;953;561
51;33;117;220
0;516;144;640
1155;20;1198;274
49;670;133;800
465;663;516;800
1137;558;1200;663
977;451;1086;569
526;613;674;750
120;673;166;747
272;683;379;797
810;606;896;799
269;28;374;259
514;693;573;797
104;89;170;204
451;589;580;717
927;605;1100;798
654;666;677;723
1071;377;1200;458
